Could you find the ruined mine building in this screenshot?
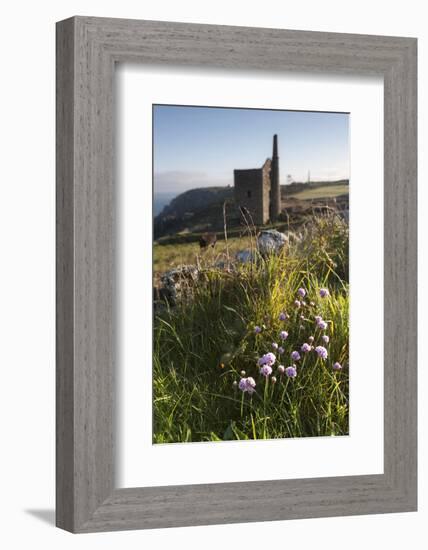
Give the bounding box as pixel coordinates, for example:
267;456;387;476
233;134;281;225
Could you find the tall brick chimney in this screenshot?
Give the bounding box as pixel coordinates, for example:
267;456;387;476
270;134;281;221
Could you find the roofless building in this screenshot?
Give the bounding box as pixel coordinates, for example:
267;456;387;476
233;134;281;225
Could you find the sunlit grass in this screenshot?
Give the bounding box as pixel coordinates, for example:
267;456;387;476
154;235;253;277
153;213;349;443
287;183;349;200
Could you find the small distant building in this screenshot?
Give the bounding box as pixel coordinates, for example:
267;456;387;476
233;134;281;225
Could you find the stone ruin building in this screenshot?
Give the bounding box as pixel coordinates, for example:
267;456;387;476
234;134;281;225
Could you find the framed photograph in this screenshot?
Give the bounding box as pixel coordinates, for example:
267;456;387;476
56;16;417;533
150;106;351;445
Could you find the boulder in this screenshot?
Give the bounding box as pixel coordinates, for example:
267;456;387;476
235;249;255;263
160;265;200;304
257;230;288;256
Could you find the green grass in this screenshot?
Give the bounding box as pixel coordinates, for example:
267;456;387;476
154;235;253;278
287;183;349;200
153;213;349;443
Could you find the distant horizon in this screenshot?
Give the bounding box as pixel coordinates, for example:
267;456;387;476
154;176;349;192
154;177;350;197
153;178;349;215
154;105;350;195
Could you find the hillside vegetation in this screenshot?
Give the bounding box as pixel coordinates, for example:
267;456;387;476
153;212;349;443
154;180;349;240
288;184;349;200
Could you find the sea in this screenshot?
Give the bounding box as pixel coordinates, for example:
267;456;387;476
153;192;177;216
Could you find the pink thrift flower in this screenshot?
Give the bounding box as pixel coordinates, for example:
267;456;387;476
285;366;297;378
239;377;256;394
258;352;276;366
315;346;328;359
260;364;273;377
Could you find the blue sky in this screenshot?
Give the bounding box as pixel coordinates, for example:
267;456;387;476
153;105;349;195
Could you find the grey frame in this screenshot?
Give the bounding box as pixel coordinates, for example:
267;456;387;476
56;16;417;533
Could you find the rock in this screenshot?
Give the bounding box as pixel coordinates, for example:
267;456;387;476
257;230;288;256
235;249;255;263
160;265;200;304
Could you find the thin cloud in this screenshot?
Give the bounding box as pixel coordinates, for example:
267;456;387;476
154;171;232;194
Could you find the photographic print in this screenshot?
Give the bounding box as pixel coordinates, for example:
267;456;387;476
153;105;349;444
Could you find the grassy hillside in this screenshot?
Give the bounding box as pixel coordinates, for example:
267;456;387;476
154;186;236;239
154;235;253;282
287;183;349;200
153;212;349;443
154;181;349;241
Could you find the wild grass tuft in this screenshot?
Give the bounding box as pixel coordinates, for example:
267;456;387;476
153;213;349;443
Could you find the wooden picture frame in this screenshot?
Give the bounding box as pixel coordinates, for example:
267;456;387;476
56;16;417;533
